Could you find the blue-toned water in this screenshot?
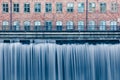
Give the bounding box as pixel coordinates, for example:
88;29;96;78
0;43;120;80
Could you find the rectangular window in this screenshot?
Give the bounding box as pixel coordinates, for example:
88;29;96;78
45;3;52;13
35;3;41;13
78;3;84;13
45;21;52;30
24;3;30;13
13;3;19;13
100;3;106;13
67;3;74;12
56;3;62;13
111;2;118;12
89;2;96;12
2;3;9;13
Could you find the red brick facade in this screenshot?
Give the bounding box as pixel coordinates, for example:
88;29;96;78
0;0;120;31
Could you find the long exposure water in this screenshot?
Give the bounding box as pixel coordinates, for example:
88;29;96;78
0;43;120;80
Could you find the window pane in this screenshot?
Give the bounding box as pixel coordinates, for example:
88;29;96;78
111;2;118;12
56;3;62;12
78;3;84;13
24;3;30;13
46;3;52;12
35;3;41;12
3;3;9;13
14;3;19;12
88;21;95;30
110;21;117;30
45;21;52;30
99;21;106;30
67;21;74;30
67;3;74;12
78;21;84;30
100;3;106;13
89;2;95;12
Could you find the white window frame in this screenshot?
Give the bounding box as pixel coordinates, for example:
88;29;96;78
89;2;96;12
78;2;84;13
24;3;30;13
88;21;95;30
13;3;19;13
67;21;74;30
2;3;9;13
78;21;84;30
67;3;74;12
99;21;106;30
34;3;41;13
56;3;62;13
13;21;20;30
110;21;117;31
45;3;52;13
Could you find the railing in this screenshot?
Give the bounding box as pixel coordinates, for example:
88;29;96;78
1;25;120;32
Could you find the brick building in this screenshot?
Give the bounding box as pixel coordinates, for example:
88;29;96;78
0;0;120;31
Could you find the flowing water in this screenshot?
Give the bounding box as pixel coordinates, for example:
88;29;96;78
0;43;120;80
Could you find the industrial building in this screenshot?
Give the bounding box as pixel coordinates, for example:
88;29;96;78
0;0;119;31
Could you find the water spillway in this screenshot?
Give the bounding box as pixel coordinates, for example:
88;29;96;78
0;43;120;80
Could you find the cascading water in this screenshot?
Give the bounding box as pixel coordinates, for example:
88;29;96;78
0;43;120;80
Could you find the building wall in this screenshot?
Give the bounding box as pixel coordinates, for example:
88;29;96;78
0;0;120;30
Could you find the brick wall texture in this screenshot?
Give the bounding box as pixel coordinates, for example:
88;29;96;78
0;0;120;30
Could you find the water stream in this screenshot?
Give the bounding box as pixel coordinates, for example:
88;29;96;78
0;43;120;80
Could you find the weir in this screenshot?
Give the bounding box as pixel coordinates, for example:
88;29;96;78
0;43;120;80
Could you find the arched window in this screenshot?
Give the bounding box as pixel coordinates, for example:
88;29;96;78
88;21;95;30
78;21;84;31
45;21;52;31
34;21;41;31
99;21;106;30
67;21;74;30
110;21;117;31
24;21;30;31
56;21;62;31
13;21;20;31
2;21;9;30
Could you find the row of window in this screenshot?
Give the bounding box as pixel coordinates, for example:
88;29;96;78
2;2;118;13
2;21;118;31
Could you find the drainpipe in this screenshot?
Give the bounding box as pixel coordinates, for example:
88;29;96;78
86;0;88;31
10;0;12;31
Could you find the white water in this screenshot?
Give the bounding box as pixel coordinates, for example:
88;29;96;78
0;43;120;80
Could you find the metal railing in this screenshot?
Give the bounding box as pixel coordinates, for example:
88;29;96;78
1;25;120;32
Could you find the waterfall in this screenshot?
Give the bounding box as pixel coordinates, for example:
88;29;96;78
0;43;120;80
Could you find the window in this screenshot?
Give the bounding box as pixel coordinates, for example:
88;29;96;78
24;21;30;31
45;21;52;30
78;21;84;30
100;3;106;13
35;3;41;13
2;21;9;30
99;21;106;30
88;21;95;30
56;21;62;31
13;3;19;13
56;3;62;12
78;3;84;13
2;3;9;13
89;2;96;12
111;2;118;12
67;3;74;12
67;21;74;30
34;21;41;31
24;3;30;13
110;21;117;31
13;21;20;30
46;3;52;13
